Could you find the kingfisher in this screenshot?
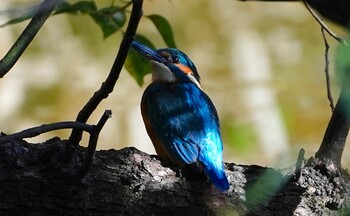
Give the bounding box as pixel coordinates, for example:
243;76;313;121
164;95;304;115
131;41;229;191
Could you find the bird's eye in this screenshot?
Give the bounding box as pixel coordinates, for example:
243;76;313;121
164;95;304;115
172;57;179;63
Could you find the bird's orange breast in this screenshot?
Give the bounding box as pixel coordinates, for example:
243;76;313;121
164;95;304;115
141;98;172;162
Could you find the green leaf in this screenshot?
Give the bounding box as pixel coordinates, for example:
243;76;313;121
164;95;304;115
335;38;350;112
90;6;126;39
0;1;97;27
336;40;350;82
54;1;97;15
147;14;177;48
125;35;156;86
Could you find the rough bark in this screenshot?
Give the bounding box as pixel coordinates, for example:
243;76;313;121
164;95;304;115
0;137;349;216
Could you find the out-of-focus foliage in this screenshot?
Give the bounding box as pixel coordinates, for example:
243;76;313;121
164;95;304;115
56;1;127;38
54;1;97;14
0;0;177;86
335;35;350;119
0;10;34;27
89;6;126;39
124;34;155;86
336;35;350;82
147;14;177;48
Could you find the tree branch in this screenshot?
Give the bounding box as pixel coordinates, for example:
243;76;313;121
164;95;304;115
0;109;112;145
303;1;350;166
0;0;61;78
305;0;350;28
303;1;347;46
316;85;350;166
68;0;143;149
294;148;305;181
78;110;112;179
321;27;335;111
0;121;93;144
0;141;348;215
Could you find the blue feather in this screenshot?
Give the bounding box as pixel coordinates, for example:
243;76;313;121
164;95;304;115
132;41;229;191
142;82;229;191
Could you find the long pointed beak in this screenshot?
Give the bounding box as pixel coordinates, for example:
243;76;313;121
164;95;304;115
131;41;167;63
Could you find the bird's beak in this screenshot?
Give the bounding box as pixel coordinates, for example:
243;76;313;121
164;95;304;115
131;41;167;63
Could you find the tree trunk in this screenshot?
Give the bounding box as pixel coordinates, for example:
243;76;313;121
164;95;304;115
0;137;349;216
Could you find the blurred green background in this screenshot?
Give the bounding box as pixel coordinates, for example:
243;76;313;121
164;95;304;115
0;0;348;168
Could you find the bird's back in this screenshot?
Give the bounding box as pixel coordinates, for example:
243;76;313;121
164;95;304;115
141;81;229;191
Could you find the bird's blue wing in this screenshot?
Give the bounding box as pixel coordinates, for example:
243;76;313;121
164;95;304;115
143;82;229;191
143;83;218;162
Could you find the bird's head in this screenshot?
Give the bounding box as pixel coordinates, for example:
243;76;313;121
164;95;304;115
131;41;201;89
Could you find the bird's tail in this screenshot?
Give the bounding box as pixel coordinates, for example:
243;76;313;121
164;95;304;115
202;164;229;192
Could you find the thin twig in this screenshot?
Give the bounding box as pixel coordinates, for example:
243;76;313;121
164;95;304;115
96;109;113;131
79;110;112;178
294;148;305;182
321;28;335;111
68;0;143;148
87;110;112;161
0;0;62;78
303;1;347;46
0;121;94;144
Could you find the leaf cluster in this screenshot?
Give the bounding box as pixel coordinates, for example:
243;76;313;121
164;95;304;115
1;0;177;86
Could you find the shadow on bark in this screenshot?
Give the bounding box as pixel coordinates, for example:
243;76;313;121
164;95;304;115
0;138;349;215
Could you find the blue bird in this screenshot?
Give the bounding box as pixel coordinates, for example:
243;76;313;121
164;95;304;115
131;41;229;191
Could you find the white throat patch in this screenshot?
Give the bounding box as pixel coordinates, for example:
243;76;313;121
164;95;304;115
186;74;202;90
151;61;176;83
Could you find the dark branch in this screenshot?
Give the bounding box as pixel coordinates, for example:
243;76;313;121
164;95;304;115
0;0;61;78
321;28;335;111
95;110;112;132
0;142;349;215
303;1;347;46
0;121;94;144
316;84;350;165
68;0;144;148
304;0;347;158
79;110;112;178
305;0;350;28
294;148;305;181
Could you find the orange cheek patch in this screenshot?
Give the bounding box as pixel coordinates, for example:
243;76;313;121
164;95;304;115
174;63;193;74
